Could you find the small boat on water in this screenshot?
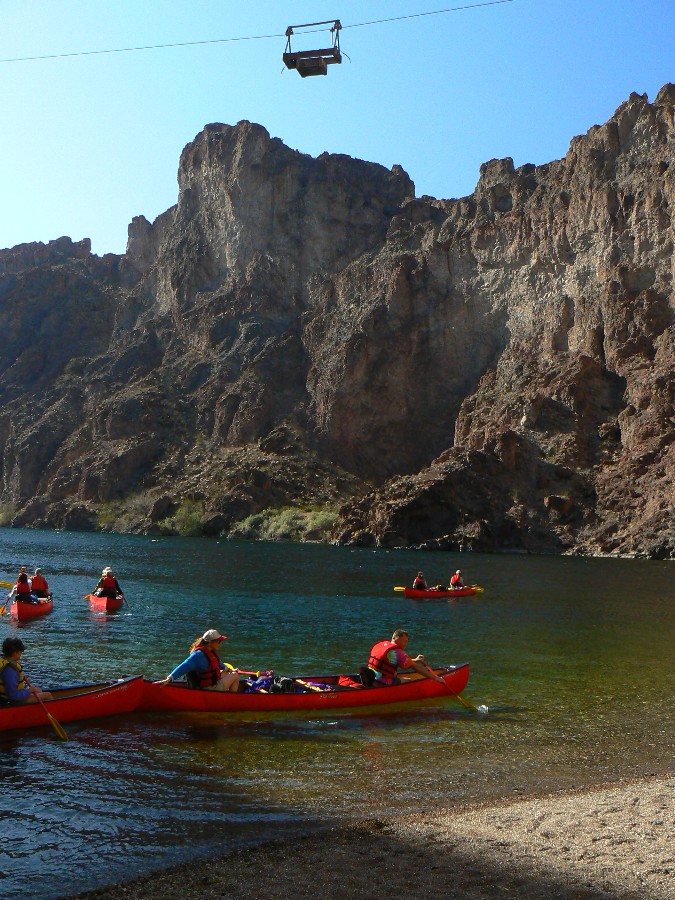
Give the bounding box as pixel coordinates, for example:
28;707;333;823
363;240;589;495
138;664;470;714
87;593;124;613
0;676;144;735
399;586;482;599
10;597;53;621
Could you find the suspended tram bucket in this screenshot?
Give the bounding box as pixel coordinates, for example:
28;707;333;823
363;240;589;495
283;20;342;77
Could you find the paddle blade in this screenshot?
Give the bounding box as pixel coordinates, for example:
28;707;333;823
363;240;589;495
393;586;406;592
0;580;13;589
47;712;68;741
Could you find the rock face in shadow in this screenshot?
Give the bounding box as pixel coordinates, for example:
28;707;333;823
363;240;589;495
0;88;673;557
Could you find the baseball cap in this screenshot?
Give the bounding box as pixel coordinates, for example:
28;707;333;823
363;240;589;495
202;629;227;642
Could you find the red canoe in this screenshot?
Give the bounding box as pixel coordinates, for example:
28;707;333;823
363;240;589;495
403;586;481;599
10;597;53;621
87;593;124;612
138;664;470;714
0;676;144;734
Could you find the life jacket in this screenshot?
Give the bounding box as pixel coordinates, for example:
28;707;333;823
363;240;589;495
15;580;31;594
450;574;463;587
31;575;48;592
368;640;400;682
412;577;426;590
0;658;26;703
101;575;118;591
190;646;222;689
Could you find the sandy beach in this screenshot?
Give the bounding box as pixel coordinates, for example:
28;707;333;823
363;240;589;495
75;773;673;899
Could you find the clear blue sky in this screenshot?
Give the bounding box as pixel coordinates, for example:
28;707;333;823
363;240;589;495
1;0;672;256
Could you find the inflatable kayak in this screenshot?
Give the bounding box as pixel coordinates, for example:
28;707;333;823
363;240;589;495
0;676;144;735
138;664;469;714
397;586;483;599
87;593;124;612
10;597;53;621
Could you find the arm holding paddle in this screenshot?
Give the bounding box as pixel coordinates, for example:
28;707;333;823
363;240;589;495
407;654;447;686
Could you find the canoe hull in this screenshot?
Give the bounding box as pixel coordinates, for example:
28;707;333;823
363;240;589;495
10;598;53;620
403;587;480;599
139;664;470;714
88;593;124;612
0;676;144;734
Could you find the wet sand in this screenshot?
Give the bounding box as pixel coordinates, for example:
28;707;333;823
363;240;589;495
75;773;673;899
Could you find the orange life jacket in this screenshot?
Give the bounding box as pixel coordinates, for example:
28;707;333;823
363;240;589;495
31;575;48;592
450;574;463;587
193;646;223;689
368;640;400;682
15;580;31;594
101;575;118;591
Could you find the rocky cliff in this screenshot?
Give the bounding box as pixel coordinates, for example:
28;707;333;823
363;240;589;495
0;87;673;557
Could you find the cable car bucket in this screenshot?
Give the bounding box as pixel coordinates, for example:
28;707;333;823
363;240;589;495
283;19;342;77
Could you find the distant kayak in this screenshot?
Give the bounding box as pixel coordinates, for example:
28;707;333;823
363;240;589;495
397;586;483;599
10;597;53;621
87;593;124;612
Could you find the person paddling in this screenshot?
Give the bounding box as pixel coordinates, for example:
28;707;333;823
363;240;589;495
31;568;50;599
7;572;37;604
94;567;124;601
450;570;464;589
412;571;428;590
362;629;447;688
155;629;241;692
0;638;52;705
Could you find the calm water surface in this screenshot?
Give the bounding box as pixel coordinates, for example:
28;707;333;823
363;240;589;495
0;529;673;898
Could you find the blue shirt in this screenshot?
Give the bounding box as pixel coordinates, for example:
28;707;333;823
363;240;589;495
1;662;31;703
168;649;224;681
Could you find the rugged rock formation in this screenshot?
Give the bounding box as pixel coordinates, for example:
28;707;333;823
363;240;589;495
0;87;673;556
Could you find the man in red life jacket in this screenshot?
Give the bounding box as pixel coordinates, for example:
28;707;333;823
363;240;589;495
412;571;428;590
95;567;124;601
31;568;50;598
363;629;447;688
450;570;464;589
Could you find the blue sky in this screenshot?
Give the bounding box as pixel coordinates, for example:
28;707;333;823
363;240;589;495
1;0;672;256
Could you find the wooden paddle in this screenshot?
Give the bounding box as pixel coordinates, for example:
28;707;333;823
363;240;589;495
0;595;11;616
26;680;68;740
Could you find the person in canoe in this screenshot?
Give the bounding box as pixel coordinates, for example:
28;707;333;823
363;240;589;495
450;570;465;589
7;572;38;604
30;568;50;599
0;638;52;705
362;629;448;688
412;571;428;590
155;629;241;692
94;567;124;601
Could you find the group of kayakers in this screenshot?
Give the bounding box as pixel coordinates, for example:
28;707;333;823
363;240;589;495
412;569;465;591
152;627;447;693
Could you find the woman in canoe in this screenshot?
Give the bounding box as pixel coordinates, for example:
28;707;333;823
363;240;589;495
30;568;50;599
362;629;447;688
7;572;37;604
412;571;428;590
94;567;124;601
0;638;52;705
450;570;465;589
156;629;241;692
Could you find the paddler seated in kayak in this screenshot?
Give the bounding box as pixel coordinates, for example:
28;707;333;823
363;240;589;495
0;638;52;705
362;629;447;688
94;567;124;600
412;571;428;590
450;570;464;589
30;568;50;599
7;572;38;604
155;629;241;692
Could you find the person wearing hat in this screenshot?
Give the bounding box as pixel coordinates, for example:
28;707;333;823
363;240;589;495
155;630;240;692
31;568;50;599
0;638;52;705
94;567;124;601
412;571;428;590
450;570;464;589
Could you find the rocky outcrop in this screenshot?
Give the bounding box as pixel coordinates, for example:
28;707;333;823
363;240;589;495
0;89;673;556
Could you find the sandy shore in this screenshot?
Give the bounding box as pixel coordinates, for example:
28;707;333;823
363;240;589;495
76;774;673;899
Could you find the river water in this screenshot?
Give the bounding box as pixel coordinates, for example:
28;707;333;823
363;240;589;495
0;528;672;898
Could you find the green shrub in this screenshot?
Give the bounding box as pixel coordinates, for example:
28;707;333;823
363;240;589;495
0;502;16;527
165;500;204;537
228;506;338;542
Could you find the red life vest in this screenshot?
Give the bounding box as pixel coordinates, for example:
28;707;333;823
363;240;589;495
368;640;400;682
31;575;48;592
450;574;463;587
412;577;426;590
16;580;31;595
194;646;223;689
101;575;118;591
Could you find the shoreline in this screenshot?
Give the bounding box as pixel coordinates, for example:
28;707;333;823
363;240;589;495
74;772;674;899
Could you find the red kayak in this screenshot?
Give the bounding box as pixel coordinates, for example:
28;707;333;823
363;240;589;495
138;664;469;714
0;676;144;734
87;593;124;613
401;586;482;599
10;597;53;621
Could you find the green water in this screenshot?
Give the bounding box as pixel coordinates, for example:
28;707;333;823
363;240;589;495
0;529;672;898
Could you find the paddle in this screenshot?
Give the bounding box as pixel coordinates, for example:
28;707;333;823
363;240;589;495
25;679;68;740
436;668;486;713
0;580;14;589
0;595;11;616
